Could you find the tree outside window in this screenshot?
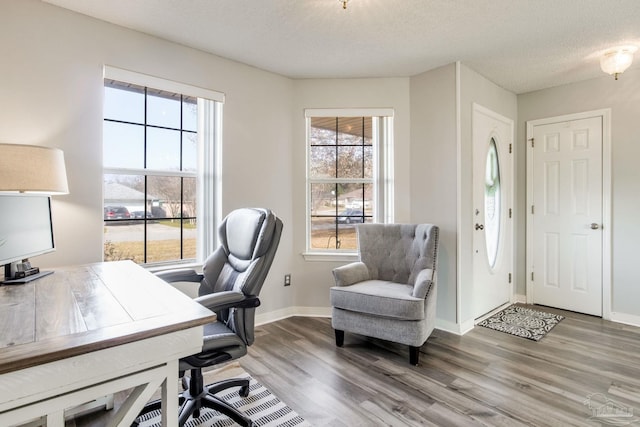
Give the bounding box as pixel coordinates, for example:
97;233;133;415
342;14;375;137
306;112;393;253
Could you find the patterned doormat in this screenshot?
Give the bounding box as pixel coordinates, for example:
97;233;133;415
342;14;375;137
477;305;564;341
135;373;311;427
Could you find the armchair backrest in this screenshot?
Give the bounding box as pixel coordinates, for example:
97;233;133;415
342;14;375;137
200;208;283;345
357;223;439;285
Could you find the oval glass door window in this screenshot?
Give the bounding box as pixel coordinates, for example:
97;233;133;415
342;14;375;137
484;138;501;269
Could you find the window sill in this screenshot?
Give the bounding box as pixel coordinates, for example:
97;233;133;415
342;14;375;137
302;252;358;262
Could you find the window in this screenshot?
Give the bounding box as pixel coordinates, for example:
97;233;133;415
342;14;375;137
305;109;394;256
484;137;501;269
102;67;223;266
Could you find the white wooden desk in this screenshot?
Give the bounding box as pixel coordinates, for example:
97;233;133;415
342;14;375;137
0;260;215;427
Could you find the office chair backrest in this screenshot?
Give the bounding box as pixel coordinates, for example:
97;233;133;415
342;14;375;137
356;223;438;286
200;208;283;345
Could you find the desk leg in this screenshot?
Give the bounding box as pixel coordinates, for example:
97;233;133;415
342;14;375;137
0;368;166;427
161;359;179;427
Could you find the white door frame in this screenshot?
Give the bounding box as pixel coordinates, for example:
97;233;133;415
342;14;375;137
525;109;612;320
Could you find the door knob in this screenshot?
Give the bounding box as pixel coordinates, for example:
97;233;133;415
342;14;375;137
590;223;600;230
475;223;484;230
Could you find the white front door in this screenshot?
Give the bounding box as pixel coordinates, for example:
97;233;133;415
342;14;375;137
472;104;514;319
528;115;603;316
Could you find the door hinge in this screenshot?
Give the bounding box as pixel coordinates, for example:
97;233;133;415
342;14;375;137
531;205;535;214
509;208;512;218
529;138;535;148
509;143;512;154
508;273;512;284
531;272;534;281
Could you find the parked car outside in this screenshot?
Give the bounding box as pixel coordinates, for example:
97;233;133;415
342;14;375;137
104;206;131;222
131;210;154;219
336;208;365;224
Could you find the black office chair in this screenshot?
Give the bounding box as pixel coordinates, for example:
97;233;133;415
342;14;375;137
134;207;283;427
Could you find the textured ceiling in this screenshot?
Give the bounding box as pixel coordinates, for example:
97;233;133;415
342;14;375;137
42;0;640;94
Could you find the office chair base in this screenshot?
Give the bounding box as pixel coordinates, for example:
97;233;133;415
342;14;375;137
132;370;254;427
179;370;253;427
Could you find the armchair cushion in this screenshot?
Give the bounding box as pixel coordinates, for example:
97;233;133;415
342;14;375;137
332;261;370;287
330;280;425;321
411;268;434;299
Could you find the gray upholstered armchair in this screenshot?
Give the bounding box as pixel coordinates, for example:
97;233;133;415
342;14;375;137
330;223;439;365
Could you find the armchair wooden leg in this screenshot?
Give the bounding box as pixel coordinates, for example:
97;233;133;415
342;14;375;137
409;346;420;366
335;329;344;347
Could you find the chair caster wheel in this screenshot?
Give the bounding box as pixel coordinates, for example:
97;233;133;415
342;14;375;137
239;385;250;397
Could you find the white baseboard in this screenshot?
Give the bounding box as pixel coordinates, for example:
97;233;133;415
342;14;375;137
610;312;640;328
459;319;475;335
255;306;331;326
257;307;470;336
434;318;460;335
513;294;527;304
514;296;638;328
256;305;640;334
435;318;474;335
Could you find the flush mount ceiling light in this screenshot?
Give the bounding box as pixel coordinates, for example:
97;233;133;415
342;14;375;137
600;45;638;80
339;0;349;9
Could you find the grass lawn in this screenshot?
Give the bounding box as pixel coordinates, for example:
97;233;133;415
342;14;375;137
105;224;357;263
104;238;196;263
310;228;357;250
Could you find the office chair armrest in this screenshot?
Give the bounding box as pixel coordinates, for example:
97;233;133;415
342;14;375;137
332;261;370;286
195;291;261;311
155;268;203;284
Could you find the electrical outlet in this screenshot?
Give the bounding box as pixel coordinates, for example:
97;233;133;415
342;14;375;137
284;274;291;286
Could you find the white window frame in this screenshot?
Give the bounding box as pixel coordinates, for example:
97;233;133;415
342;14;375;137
303;108;394;261
103;66;224;269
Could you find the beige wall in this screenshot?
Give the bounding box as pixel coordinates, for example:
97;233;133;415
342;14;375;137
1;0;296;315
409;63;518;330
409;64;458;326
518;68;640;321
290;78;412;313
1;0;413;321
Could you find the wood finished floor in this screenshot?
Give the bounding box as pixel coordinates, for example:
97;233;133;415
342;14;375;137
71;305;640;426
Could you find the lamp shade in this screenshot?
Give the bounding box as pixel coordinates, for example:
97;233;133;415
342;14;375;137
0;143;69;194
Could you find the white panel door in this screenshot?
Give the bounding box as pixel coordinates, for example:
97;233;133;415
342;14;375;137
472;104;513;319
530;117;603;316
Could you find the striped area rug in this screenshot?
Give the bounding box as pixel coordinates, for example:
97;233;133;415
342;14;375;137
135;374;310;427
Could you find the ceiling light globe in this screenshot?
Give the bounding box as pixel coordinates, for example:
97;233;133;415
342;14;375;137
600;46;637;79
